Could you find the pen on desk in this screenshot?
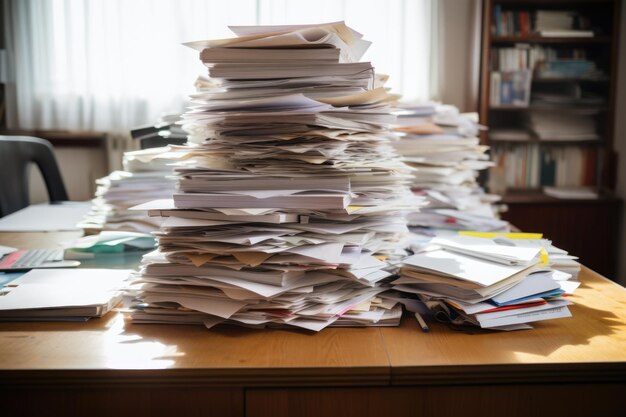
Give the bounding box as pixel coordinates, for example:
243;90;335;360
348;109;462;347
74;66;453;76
414;312;430;333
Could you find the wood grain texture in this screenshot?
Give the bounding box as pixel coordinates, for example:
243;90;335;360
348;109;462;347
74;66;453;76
0;231;390;387
0;315;390;386
382;266;626;385
246;385;626;417
1;386;243;417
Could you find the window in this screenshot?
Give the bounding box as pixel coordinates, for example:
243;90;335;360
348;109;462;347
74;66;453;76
4;0;439;132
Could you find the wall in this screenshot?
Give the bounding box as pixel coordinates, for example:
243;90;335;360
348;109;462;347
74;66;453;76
439;0;481;112
615;4;626;286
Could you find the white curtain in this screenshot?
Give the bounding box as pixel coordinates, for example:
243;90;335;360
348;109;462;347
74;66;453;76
4;0;440;133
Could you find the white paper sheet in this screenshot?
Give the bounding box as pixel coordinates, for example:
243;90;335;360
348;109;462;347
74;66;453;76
0;202;92;232
0;268;130;311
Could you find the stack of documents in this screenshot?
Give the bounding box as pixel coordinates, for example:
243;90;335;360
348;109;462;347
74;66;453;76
393;235;578;330
393;104;509;232
79;147;177;234
0;269;130;321
126;22;423;331
487;234;582;278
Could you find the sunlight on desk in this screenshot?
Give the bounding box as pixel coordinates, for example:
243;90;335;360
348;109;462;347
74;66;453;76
511;272;626;363
102;315;181;369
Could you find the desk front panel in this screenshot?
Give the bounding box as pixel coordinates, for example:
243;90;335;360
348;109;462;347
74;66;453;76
246;384;626;417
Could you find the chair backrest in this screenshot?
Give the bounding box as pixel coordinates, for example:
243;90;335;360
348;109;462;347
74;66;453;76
0;136;69;217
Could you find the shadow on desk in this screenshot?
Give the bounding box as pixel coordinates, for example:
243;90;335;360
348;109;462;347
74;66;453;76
382;271;626;379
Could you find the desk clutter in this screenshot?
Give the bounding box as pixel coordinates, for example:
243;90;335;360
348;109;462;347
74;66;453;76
78;147;178;234
0;22;582;332
124;22;423;331
0;269;130;321
393;104;509;233
118;22;579;332
393;234;580;330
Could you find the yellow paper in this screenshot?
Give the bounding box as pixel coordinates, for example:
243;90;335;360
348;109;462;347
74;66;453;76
346;205;365;214
458;231;543;240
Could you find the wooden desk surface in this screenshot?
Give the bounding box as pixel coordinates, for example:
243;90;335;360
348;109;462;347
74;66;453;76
382;266;626;385
1;232;625;416
0;232;390;387
0;316;391;387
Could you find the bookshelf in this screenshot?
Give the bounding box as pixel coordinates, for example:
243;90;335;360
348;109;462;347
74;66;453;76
478;0;622;278
0;2;5;130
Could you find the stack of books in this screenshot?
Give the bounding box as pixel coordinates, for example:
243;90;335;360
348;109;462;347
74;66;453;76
392;103;509;233
393;235;579;330
492;7;593;38
126;22;423;331
535;10;593;38
492;45;604;81
79;147;177;234
530;112;599;141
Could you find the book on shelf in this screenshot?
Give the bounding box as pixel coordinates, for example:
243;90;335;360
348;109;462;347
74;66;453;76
491;46;602;80
539;60;601;80
493;7;594;37
535;10;593;37
493;5;531;37
490;69;531;107
491;144;597;189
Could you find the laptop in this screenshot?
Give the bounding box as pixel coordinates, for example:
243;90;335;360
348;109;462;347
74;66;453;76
0;246;80;271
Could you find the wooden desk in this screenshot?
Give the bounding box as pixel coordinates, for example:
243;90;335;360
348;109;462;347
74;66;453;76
1;232;625;417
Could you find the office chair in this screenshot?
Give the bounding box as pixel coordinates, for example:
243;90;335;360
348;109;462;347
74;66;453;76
0;136;69;217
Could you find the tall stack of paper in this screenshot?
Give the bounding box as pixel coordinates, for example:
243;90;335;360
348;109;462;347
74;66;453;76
79;147;178;234
393;104;509;233
126;22;423;331
392;235;578;330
